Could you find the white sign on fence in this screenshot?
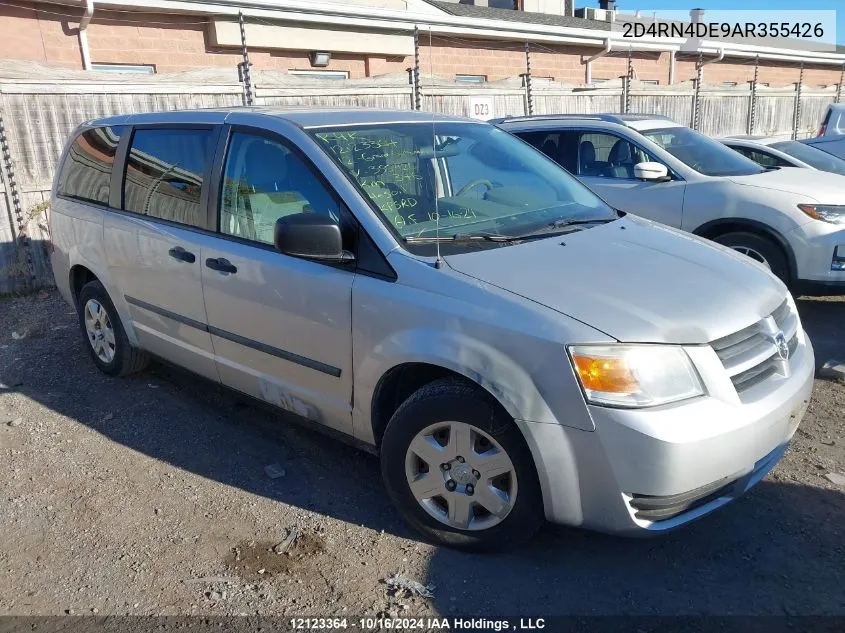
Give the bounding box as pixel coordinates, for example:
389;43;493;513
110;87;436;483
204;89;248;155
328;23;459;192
468;97;494;121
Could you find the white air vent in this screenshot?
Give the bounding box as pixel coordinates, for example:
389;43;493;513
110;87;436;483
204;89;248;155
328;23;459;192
575;7;616;23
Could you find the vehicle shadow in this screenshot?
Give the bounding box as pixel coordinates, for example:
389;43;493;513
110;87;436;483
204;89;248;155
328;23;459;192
423;479;845;616
797;296;845;369
1;291;843;616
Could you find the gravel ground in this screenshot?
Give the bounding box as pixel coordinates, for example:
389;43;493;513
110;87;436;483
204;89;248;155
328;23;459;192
0;290;843;618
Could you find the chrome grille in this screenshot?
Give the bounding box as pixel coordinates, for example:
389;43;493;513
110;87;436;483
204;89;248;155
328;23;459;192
711;298;799;394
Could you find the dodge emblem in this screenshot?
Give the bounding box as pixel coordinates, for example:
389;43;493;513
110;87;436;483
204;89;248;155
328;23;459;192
775;331;789;361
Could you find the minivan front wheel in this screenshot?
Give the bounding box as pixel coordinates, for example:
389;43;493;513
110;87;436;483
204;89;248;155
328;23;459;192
713;232;789;284
380;378;543;550
77;280;149;377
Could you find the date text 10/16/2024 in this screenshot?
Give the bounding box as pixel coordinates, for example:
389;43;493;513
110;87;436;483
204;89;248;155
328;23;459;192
290;617;547;630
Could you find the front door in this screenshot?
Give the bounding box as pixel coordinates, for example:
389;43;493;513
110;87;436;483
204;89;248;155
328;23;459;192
200;127;355;434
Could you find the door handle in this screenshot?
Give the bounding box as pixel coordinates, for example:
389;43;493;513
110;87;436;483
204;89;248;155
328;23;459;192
205;257;238;274
168;246;196;263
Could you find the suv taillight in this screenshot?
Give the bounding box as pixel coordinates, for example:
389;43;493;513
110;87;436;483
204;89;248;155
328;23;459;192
818;123;827;137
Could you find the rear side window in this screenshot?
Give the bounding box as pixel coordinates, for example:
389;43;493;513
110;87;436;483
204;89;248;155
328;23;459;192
123;128;213;228
57;126;123;205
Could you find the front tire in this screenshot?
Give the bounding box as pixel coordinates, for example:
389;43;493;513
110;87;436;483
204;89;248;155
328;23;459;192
712;231;789;284
77;280;149;377
380;378;543;550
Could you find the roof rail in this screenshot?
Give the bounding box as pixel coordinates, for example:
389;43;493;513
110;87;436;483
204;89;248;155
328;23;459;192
491;113;675;126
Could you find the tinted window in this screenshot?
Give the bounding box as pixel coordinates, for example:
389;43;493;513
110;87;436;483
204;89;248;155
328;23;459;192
57;126;123;205
219;132;342;245
123;128;213;228
729;145;791;169
770;140;845;176
641;127;764;177
516;131;578;172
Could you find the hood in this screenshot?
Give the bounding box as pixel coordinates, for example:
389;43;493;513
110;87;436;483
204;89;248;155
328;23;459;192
727;167;845;203
445;216;785;344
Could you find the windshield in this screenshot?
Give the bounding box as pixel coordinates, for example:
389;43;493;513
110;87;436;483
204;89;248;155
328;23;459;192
770;140;845;176
641;127;765;177
310;122;616;253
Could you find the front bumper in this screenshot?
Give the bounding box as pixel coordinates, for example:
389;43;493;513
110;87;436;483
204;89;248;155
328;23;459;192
789;222;845;293
518;335;814;536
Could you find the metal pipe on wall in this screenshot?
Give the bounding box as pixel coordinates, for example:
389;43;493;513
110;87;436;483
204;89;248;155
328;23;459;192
584;37;611;86
78;0;94;71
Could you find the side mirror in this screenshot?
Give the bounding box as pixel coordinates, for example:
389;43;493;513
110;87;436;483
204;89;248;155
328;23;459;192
274;213;353;262
634;162;670;182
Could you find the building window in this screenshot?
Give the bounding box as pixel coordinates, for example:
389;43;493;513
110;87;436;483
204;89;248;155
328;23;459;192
91;63;155;74
288;69;349;80
531;76;554;84
456;74;487;84
641;79;660;85
589;78;610;85
722;81;738;87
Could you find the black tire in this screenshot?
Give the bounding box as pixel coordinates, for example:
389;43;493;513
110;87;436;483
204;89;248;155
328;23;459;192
380;377;543;551
713;231;790;284
77;280;149;377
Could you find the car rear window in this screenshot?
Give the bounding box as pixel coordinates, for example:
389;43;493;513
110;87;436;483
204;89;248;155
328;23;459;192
123;128;214;228
57;126;123;206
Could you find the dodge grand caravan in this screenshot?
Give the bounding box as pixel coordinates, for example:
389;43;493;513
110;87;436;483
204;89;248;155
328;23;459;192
51;108;814;549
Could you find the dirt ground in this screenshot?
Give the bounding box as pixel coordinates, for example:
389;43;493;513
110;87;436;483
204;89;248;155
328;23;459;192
0;290;843;618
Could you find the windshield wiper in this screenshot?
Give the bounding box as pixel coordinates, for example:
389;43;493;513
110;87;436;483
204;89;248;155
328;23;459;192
404;232;522;244
548;217;617;230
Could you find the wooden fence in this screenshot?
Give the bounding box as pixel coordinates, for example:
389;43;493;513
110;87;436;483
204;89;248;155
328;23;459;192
0;65;839;293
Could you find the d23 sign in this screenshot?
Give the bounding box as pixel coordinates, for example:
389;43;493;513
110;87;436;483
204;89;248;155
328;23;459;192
468;97;494;121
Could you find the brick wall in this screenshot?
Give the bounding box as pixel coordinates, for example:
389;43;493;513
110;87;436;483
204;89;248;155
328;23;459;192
0;2;841;86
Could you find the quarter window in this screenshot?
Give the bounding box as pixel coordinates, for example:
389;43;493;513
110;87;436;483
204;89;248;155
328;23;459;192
219;132;341;245
123;128;213;228
57;126;123;205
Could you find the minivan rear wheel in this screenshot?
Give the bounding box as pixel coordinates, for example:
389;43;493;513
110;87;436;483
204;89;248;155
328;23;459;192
713;231;789;284
380;377;543;550
77;280;149;377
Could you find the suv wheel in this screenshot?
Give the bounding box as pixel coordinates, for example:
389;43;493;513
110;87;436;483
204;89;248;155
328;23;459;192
713;232;789;284
77;280;149;377
380;377;543;550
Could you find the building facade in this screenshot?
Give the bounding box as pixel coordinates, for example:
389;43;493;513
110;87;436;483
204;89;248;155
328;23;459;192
1;0;843;87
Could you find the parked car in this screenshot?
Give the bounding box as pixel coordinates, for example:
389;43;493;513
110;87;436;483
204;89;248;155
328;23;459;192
719;135;845;177
51;109;813;549
495;113;845;295
803;103;845;160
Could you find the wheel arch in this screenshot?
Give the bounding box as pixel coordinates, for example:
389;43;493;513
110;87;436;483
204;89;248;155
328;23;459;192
692;218;797;282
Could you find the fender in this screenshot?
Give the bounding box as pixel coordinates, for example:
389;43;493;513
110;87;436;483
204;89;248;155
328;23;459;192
692;218;798;282
352;327;595;447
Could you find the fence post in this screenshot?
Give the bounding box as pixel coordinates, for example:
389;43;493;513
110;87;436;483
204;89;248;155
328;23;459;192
412;26;421;111
524;42;534;116
623;47;633;113
691;52;703;130
0;108;33;292
837;63;844;104
238;11;254;106
747;55;759;135
792;62;804;140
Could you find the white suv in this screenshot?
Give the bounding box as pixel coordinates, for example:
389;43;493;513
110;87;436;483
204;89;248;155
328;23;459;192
496;114;845;295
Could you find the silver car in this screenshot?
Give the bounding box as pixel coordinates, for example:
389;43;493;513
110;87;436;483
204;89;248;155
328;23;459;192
50;108;814;550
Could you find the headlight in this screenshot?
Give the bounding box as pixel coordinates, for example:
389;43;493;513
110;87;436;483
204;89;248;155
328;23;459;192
568;345;705;408
798;204;845;224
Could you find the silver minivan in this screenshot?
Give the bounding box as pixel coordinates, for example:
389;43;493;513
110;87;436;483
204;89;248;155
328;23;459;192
50;108;814;550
